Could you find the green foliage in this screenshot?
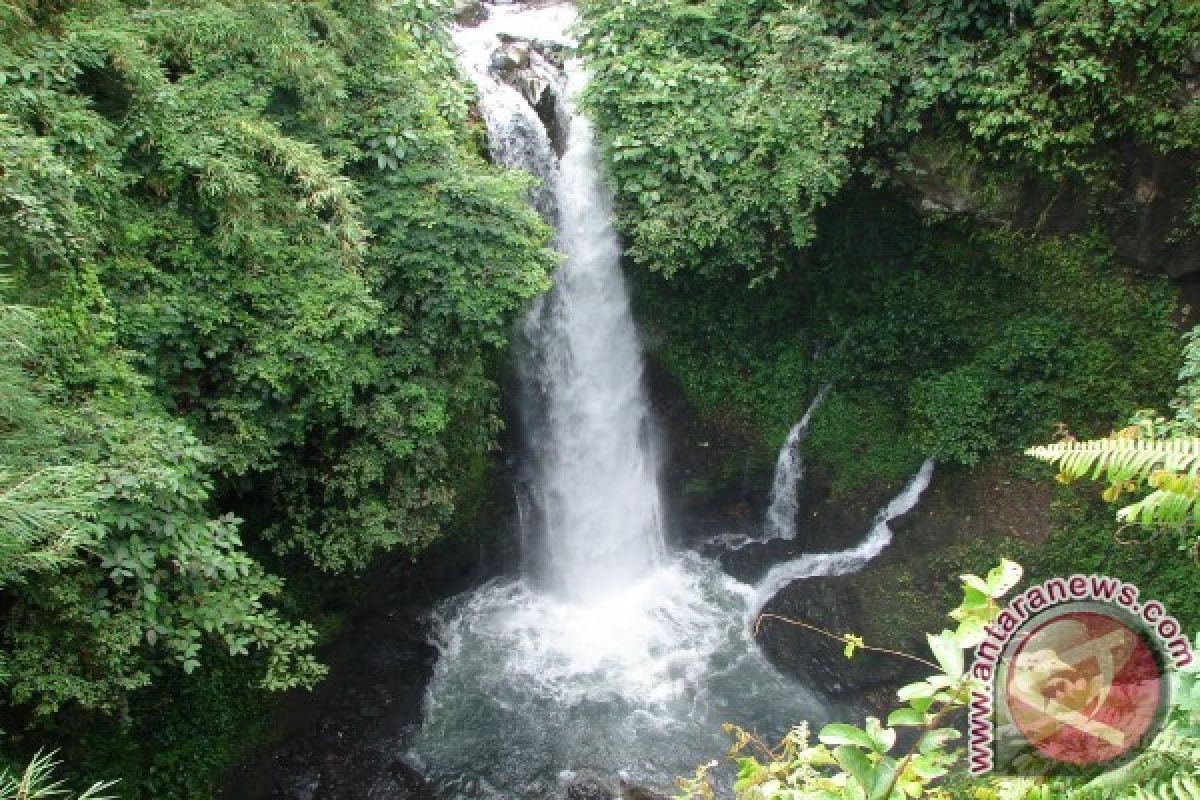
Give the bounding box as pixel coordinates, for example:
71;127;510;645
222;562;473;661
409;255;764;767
909;368;997;466
1028;327;1200;555
629;265;816;448
46;652;277;800
637;191;1178;493
1030;435;1200;528
581;0;1199;278
0;0;552;575
579;0;891;279
952;0;1198;176
805;391;925;498
1023;488;1199;632
0;288;325;715
0;0;552;778
0;751;115;800
0;295;102;587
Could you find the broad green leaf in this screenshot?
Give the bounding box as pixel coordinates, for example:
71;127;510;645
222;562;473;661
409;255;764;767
897;681;934;701
927;630;964;680
887;708;925;727
917;727;961;754
819;723;876;750
865;717;896;753
833;745;874;791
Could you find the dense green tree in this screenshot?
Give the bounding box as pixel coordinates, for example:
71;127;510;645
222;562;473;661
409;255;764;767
0;0;553;721
579;0;1199;278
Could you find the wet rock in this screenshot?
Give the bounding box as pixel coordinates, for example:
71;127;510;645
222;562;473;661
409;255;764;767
490;41;531;72
565;775;616;800
362;759;435;800
717;536;805;584
713;464;894;584
619;776;671;800
486;36;569;154
756;573;921;695
272;767;319;800
498;33;569;68
452;0;486;26
896;138;1200;278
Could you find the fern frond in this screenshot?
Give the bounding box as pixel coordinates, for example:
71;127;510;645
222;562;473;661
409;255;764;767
1025;437;1200;485
1119;488;1200;530
1027;436;1200;543
1127;772;1200;800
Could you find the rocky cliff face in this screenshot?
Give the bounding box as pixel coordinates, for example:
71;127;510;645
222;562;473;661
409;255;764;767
898;142;1200;279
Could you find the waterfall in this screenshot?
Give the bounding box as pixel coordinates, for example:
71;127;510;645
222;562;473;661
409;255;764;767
452;6;567;217
412;6;832;795
762;384;831;541
455;4;665;602
751;459;935;617
519;69;667;600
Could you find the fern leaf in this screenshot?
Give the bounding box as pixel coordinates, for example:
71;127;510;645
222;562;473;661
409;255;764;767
1026;438;1200;485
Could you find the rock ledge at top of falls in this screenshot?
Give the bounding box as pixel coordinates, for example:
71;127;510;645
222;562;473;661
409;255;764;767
486;35;572;156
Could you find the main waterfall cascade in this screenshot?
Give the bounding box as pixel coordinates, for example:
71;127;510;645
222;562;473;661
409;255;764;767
521;67;667;599
409;4;933;796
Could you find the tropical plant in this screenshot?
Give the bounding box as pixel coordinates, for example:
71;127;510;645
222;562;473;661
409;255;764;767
681;562;1200;800
1026;327;1200;556
0;751;115;800
678;560;1024;799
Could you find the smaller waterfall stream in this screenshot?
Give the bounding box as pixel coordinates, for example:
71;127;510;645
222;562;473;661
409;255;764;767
752;460;936;617
762;384;831;541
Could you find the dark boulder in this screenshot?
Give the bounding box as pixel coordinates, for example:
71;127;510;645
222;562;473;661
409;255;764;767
565;775;615;800
618;776;671;800
756;573;923;696
362;759;436;800
452;0;486;26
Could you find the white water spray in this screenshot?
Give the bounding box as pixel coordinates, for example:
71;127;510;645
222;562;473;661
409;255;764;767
762;384;831;541
752;459;936;617
520;69;667;600
411;6;938;795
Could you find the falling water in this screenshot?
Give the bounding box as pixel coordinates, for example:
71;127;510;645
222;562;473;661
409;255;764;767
410;5;831;796
409;5;940;796
519;72;667;600
452;5;568;217
752;459;936;617
762;384;831;541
